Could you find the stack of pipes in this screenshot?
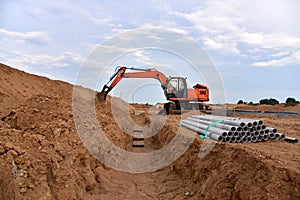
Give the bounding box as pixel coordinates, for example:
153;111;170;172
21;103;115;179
180;115;289;143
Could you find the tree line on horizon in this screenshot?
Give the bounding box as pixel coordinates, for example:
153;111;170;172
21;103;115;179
237;97;300;106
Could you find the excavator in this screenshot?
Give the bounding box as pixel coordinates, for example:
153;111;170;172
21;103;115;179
96;66;211;114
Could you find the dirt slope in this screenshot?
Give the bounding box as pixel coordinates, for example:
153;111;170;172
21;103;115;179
0;63;299;199
0;63;71;113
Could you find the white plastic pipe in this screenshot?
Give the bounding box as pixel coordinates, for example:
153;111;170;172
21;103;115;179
192;115;247;127
240;132;246;137
283;137;298;144
257;135;263;142
251;136;258;142
278;133;285;139
263;134;269;141
268;132;275;139
235;136;242;143
187;117;237;132
225;137;231;142
242;137;247;143
266;128;277;133
180;121;223;141
247;137;252;142
182;119;227;136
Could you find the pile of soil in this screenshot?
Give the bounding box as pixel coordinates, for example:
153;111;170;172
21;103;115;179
226;103;300;113
0;63;299;199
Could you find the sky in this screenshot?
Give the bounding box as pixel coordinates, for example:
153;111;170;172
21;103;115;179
0;0;299;104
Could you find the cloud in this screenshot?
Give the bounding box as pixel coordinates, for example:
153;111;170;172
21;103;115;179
239;32;300;50
140;23;188;35
132;50;151;64
269;51;290;58
168;1;243;55
80;42;99;52
253;51;300;67
202;37;240;54
0;28;50;45
69;7;115;26
168;0;300;66
170;1;242;34
1;46;83;69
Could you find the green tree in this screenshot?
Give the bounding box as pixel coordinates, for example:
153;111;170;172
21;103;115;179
259;98;279;105
285;97;299;105
237;100;244;104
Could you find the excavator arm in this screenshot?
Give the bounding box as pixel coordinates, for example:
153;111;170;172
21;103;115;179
96;66;169;102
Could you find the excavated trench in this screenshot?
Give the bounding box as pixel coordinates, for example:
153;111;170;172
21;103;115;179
0;92;299;199
93;97;300;199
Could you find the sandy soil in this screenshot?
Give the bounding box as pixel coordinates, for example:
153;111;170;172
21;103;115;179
0;63;299;199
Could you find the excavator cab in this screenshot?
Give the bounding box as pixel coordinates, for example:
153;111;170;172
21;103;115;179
165;77;187;99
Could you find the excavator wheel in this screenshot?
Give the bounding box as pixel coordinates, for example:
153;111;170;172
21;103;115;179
164;102;176;115
157;109;166;115
164;103;170;115
96;92;107;102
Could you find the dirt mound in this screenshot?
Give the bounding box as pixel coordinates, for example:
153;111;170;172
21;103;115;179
286;104;300;113
0;63;299;199
0;63;71;113
1;95;71;130
227;103;300;113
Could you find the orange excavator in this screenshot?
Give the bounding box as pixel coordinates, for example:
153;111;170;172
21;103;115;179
97;66;210;114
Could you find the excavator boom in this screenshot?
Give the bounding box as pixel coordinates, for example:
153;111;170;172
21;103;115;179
97;66;168;102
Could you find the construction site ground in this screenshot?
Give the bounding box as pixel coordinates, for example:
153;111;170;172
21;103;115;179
0;63;299;199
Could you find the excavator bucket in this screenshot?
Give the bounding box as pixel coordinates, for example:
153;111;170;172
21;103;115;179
96;91;107;102
96;85;110;102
